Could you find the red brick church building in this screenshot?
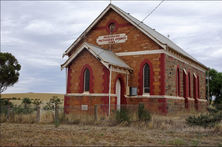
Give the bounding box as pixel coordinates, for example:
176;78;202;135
61;4;208;114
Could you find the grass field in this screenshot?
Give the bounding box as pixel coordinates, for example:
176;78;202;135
1;93;64;105
1;110;222;146
1;121;222;146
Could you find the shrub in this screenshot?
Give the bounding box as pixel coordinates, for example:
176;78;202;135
186;112;222;128
138;103;151;122
214;103;222;111
0;106;8;115
43;96;63;110
12;105;34;114
54;119;60;128
207;107;219;113
0;99;9;106
22;97;32;108
115;107;131;124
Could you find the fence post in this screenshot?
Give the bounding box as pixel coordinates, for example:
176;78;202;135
37;105;40;123
55;105;59;121
94;105;98;122
7;104;10;120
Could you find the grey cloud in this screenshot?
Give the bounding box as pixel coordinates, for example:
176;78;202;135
1;1;222;94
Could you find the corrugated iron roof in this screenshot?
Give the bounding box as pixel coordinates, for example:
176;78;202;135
112;4;198;62
63;3;207;69
85;42;132;70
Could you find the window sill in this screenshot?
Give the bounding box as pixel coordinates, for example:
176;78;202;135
142;93;150;96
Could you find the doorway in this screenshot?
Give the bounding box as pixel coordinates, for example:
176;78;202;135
116;78;121;110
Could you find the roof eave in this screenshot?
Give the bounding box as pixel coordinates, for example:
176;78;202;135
167;46;208;70
62;4;113;57
63;4;168;57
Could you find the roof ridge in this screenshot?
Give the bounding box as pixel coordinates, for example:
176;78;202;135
111;4;199;62
62;3;207;69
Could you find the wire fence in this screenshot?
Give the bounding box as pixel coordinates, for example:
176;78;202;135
1;103;221;127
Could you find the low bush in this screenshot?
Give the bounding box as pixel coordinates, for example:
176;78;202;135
0;106;8;115
12;105;34;114
138;103;151;122
214;103;222;111
207;107;219;113
186;111;222;128
115;108;131;124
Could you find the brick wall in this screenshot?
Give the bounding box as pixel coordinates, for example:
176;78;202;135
165;54;206;100
64;8;208;114
120;54;163;95
69;49;105;93
69;9;160;56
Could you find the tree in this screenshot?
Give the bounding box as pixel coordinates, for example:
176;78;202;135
0;52;21;94
32;99;42;110
43;96;62;110
0;99;9;106
32;99;42;105
22;97;32;109
49;96;63;107
206;68;222;104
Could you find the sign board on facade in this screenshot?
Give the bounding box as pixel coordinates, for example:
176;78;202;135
96;33;127;45
81;105;88;110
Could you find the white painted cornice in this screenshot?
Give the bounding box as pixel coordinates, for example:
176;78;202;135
116;50;206;72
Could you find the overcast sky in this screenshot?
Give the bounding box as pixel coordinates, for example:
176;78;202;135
1;1;222;94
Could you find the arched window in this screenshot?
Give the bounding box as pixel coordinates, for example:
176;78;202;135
143;63;150;94
176;67;180;96
183;69;187;98
193;74;197;98
188;72;191;98
84;68;90;92
197;75;200;98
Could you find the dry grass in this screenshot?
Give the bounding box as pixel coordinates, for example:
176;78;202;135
1;120;221;146
1;108;222;146
0;112;37;124
1;93;64;105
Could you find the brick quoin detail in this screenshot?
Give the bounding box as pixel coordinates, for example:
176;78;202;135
79;64;94;93
67;65;71;93
101;67;110;105
64;65;71;114
176;65;181;96
183;70;189;110
64;96;70;114
193;74;199;111
197;74;200;99
138;59;154;95
188;70;191;98
159;53;165;95
114;74;127;105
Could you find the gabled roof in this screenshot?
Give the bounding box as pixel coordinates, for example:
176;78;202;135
61;42;132;71
62;3;207;69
